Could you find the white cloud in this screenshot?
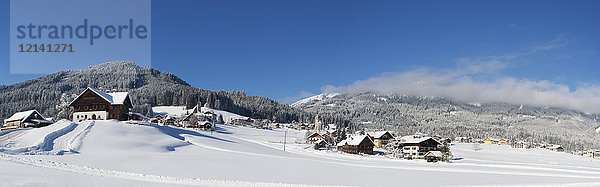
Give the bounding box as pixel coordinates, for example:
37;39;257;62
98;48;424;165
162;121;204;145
322;37;600;113
322;67;600;113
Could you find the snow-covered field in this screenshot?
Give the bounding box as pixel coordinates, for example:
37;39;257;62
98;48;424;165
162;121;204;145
1;120;599;186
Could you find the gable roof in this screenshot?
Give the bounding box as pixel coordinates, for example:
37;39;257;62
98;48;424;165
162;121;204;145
425;151;443;157
344;135;374;146
69;87;132;107
369;131;393;139
308;132;324;139
4;110;45;123
401;136;441;145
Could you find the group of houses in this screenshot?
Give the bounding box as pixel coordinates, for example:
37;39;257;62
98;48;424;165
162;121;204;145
305;119;452;162
0;87;223;131
151;106;218;130
2;87;135;131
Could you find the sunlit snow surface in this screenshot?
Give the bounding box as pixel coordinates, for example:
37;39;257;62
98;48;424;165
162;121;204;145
1;120;599;186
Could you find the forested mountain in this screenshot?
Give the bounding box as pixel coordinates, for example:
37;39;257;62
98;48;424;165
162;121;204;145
293;93;600;151
0;61;349;127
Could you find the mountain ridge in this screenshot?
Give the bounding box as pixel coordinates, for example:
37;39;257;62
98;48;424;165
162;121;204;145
292;92;600;151
0;61;349;127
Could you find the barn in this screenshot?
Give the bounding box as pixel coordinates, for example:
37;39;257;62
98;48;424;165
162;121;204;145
3;110;53;129
69;87;133;122
337;135;375;155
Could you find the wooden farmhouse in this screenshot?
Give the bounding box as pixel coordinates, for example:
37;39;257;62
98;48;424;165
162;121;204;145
424;151;443;162
368;131;394;148
483;137;500;144
337;135;375;155
545;144;564;152
401;136;441;159
3;110;53;129
69;87;133;122
313;139;329;150
307;132;334;144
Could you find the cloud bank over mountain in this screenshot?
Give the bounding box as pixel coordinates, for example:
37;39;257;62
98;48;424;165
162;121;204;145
322;64;600;113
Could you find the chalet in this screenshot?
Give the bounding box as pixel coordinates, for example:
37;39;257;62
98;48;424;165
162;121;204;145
498;138;508;145
546;144;564;152
307;132;333;143
424;151;443;162
180;113;199;128
69;87;133;122
368;131;394;148
3;110;53;128
150;114;166;124
337;135;374;155
401;136;441;159
483;137;500;144
313;139;329;150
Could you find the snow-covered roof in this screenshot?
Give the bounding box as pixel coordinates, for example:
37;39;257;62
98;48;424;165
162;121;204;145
484;137;508;142
314;139;328;145
343;135;373;146
425;151;443;157
69;87;131;106
401;136;440;144
4;110;44;123
369;131;393;139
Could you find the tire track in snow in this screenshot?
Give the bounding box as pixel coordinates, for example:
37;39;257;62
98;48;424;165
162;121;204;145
0;122;78;155
57;121;95;155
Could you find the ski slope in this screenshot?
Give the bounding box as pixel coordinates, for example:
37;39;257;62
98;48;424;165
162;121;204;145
1;120;600;186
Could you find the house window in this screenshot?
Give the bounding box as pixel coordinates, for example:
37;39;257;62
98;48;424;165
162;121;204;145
84;106;88;110
100;105;105;109
93;105;97;110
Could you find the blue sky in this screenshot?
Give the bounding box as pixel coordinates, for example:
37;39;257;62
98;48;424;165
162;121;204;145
2;0;599;107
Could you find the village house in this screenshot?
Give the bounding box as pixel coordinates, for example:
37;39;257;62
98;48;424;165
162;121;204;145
424;151;443;162
483;137;507;145
3;110;53;129
306;132;333;144
545;144;564;152
313;139;329;150
69;87;133;122
337;135;374;155
152;105;200;126
325;124;338;138
368;131;394;148
401;136;442;159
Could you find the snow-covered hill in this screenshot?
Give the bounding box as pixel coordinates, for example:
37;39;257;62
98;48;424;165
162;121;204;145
290;93;340;107
292;93;600;151
2;120;600;186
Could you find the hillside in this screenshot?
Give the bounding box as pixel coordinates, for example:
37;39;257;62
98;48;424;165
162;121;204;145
2;120;600;186
292;93;600;151
0;61;348;126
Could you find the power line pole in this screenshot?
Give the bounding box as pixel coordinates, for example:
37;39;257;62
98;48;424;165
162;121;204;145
284;129;287;151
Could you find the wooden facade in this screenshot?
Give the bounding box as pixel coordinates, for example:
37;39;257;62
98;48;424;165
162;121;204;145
3;110;53;128
69;88;133;122
338;135;375;155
